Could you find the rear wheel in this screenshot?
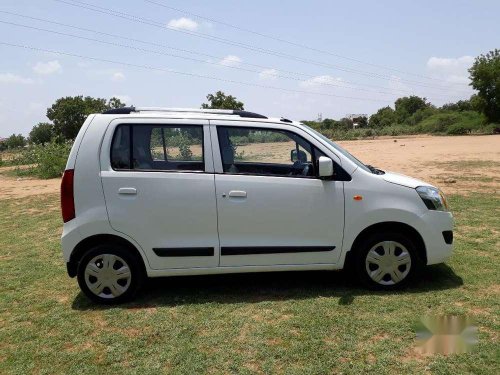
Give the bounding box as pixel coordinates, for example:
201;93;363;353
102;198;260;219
354;232;422;289
77;244;143;304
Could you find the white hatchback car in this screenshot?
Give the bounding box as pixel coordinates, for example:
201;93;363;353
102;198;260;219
61;107;453;303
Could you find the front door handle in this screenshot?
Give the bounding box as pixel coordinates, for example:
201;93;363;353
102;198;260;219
118;187;137;195
228;190;247;198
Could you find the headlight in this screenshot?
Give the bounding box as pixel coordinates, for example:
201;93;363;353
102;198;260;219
416;186;449;211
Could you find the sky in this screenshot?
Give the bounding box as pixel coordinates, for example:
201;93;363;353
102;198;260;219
0;0;499;136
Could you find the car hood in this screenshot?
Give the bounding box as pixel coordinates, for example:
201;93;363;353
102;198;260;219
382;171;434;189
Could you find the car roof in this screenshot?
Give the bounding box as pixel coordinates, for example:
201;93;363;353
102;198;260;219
96;107;299;125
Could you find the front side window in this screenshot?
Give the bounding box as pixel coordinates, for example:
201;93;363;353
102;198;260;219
217;126;324;177
111;124;204;171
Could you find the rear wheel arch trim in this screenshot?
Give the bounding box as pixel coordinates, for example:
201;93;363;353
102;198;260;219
69;234;148;276
345;221;427;267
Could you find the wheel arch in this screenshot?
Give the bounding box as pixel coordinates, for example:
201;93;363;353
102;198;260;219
344;221;427;268
68;234;147;277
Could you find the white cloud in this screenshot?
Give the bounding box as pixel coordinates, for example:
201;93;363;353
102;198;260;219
0;73;34;84
259;68;279;80
32;60;61;75
113;95;132;105
299;75;344;88
168;17;198;31
426;55;474;84
220;55;242;67
427;56;474;70
111;72;126;82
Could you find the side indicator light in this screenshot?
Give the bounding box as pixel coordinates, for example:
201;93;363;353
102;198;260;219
353;195;363;201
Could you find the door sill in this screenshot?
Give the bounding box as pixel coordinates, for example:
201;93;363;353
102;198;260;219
147;263;341;277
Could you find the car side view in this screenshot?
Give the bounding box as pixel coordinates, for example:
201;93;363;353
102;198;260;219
61;107;453;304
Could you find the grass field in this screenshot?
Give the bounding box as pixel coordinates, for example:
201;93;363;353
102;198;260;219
0;192;498;374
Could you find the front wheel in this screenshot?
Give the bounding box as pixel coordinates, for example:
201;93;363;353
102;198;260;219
354;232;422;289
77;244;143;304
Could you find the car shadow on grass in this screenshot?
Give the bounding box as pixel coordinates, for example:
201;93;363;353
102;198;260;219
72;263;463;310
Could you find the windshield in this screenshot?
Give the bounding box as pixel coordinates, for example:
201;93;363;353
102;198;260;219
302;125;371;173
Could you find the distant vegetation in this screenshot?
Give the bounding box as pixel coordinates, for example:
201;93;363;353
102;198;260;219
0;96;125;178
0;50;498;178
305;49;500;139
304;98;495;141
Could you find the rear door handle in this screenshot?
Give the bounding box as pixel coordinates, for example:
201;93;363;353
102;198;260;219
228;190;247;198
118;187;137;195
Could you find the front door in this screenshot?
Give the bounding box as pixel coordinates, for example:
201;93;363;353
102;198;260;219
212;123;345;267
101;120;219;270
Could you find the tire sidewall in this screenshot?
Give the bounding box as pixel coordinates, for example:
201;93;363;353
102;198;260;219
354;232;422;290
77;244;143;304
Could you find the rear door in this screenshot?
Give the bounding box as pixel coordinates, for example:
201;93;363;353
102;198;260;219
100;119;219;270
211;121;345;267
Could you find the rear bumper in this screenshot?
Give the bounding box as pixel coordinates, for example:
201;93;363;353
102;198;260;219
417;211;454;265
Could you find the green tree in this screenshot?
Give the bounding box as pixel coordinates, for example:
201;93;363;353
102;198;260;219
369;106;397;127
47;96;126;141
338;118;353;130
441;99;473;112
108;96;127;109
5;134;26;149
354;116;368;127
321;118;338;129
469;49;500;122
29;122;54;145
178;134;193;160
394;96;430;123
201;91;244;110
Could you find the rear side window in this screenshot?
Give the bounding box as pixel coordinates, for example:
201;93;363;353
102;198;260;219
111;125;204;172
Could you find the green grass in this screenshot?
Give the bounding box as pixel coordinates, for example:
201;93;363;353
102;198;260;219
0;194;499;374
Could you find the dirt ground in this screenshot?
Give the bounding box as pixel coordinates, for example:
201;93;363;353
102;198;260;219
337;134;500;195
0;135;498;199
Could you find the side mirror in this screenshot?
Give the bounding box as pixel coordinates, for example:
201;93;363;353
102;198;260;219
318;156;334;178
291;149;307;162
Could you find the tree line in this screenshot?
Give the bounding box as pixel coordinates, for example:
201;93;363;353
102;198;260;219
307;49;499;135
0;96;126;151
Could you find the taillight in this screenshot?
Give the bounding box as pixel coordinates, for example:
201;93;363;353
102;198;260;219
61;169;75;223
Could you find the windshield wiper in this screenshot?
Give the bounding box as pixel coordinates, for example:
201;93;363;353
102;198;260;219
366;164;385;175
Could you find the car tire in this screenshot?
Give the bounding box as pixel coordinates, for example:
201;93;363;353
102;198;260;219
354;232;422;290
77;244;144;304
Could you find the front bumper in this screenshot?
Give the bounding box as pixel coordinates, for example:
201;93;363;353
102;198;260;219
417;210;454;265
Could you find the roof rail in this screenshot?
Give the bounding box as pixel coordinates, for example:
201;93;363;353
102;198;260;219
102;107;267;119
103;106;136;114
233;110;268;119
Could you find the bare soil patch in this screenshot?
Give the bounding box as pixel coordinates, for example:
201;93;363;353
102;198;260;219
337;135;500;195
0;170;60;199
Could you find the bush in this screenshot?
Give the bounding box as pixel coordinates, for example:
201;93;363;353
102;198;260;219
177;134;193;160
419;111;485;134
12;142;72;179
446;124;470;135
